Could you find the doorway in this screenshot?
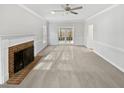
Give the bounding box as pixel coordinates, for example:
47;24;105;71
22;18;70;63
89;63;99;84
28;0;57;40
58;27;74;45
87;24;94;48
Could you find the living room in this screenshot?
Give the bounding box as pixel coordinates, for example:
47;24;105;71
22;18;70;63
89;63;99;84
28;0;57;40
0;0;124;92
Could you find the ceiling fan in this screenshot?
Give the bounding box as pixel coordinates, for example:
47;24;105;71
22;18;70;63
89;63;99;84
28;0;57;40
51;4;83;15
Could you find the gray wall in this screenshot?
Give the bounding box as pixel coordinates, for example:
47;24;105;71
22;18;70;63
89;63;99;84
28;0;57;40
0;4;48;84
85;5;124;72
48;21;85;46
0;5;48;54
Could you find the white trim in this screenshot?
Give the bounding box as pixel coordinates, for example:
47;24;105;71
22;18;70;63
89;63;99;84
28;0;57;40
93;50;124;72
93;40;124;53
86;4;119;21
86;40;124;72
17;4;46;20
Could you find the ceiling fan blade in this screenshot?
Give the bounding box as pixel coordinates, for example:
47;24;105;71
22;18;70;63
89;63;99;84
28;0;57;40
70;6;83;10
66;4;70;6
70;11;78;14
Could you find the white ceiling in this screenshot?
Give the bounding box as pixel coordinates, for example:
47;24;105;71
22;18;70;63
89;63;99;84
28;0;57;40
25;4;113;22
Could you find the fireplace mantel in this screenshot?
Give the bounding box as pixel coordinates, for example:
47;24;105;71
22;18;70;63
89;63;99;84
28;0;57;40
0;35;35;84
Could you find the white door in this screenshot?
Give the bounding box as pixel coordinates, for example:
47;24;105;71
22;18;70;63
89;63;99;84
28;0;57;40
58;27;74;45
87;24;94;48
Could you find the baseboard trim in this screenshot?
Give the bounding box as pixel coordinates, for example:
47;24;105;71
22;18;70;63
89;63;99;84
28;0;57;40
93;40;124;53
93;50;124;72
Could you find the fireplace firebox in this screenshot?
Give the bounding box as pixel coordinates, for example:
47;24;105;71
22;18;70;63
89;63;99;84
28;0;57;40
7;41;42;85
14;46;34;73
9;41;34;78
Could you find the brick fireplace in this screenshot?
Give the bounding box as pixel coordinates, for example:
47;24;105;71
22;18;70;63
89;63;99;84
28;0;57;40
0;35;44;84
9;41;34;78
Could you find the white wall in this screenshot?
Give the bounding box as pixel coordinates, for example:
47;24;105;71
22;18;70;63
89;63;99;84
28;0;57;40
0;5;48;55
48;21;85;45
84;5;124;72
0;37;2;84
0;5;48;84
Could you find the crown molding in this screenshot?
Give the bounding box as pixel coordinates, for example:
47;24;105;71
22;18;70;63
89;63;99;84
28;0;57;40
86;4;119;21
17;4;46;21
48;18;85;23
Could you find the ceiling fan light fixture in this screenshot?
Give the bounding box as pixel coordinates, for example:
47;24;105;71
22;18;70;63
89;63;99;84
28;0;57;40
51;11;55;14
65;11;69;14
51;4;83;15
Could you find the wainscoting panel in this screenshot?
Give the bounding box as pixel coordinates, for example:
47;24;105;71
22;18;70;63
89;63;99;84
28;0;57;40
92;40;124;72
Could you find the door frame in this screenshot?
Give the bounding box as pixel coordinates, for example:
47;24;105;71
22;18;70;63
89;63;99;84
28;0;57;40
58;25;74;45
87;24;94;48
